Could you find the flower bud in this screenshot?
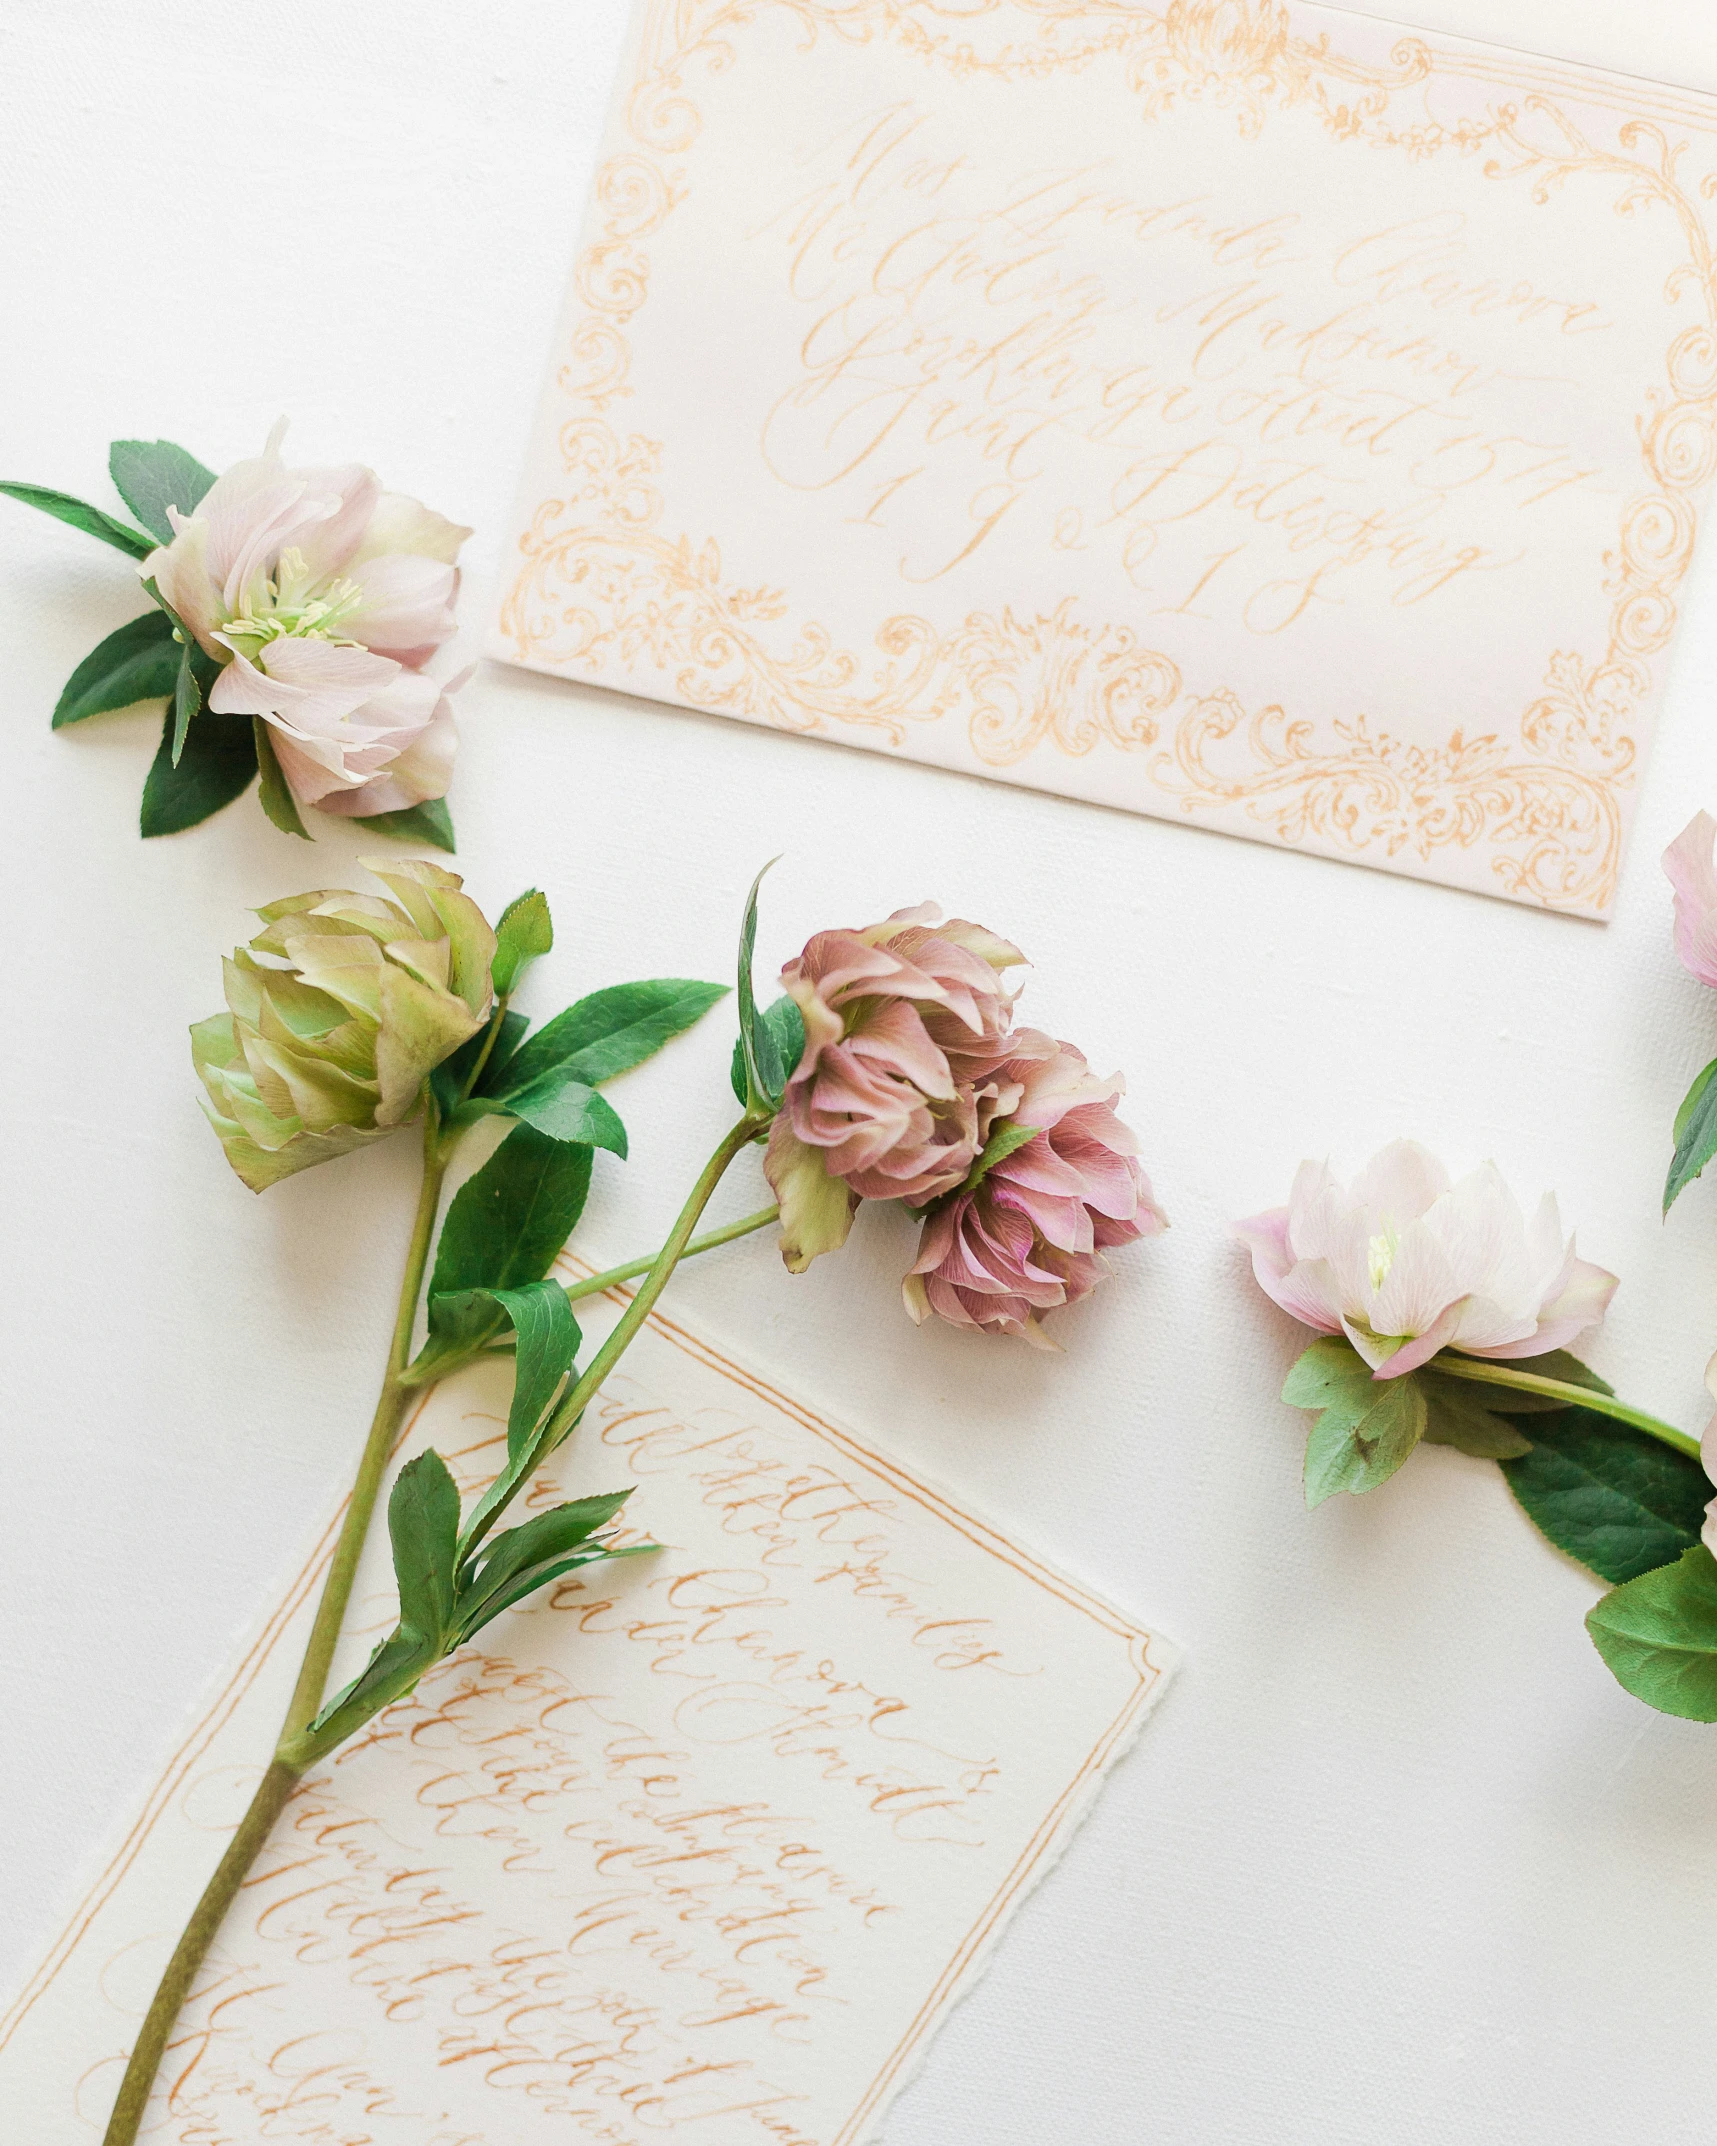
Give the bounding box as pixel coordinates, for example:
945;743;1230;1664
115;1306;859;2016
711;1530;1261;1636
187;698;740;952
192;858;495;1190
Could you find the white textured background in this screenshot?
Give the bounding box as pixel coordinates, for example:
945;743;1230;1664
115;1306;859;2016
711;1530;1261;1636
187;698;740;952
3;4;1717;2140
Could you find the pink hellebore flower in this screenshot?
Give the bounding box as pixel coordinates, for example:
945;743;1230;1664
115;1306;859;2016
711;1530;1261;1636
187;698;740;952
904;1037;1167;1348
1664;811;1717;989
764;904;1025;1272
141;421;471;814
1235;1140;1617;1379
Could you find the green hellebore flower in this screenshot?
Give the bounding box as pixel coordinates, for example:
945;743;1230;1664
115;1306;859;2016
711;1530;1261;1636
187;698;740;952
192;857;497;1191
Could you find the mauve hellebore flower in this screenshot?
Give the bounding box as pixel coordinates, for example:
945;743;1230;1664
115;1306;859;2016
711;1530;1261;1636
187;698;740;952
905;1037;1166;1347
1235;1140;1617;1377
143;421;470;816
765;905;1025;1270
193;859;495;1191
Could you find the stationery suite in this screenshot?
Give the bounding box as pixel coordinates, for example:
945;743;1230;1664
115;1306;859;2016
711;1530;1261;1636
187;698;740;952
494;0;1717;916
0;1287;1174;2141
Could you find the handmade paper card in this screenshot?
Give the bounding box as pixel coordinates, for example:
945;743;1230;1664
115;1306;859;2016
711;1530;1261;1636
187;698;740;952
493;0;1717;918
0;1288;1174;2141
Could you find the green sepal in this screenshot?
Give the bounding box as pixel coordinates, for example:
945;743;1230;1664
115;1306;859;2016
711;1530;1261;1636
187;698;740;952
1500;1404;1711;1585
491;889;554;995
1666;1055;1717;1212
107;439;216;545
1284;1337;1428;1506
353;797;456;853
0;480;153;557
140;707;258;837
729;994;806;1107
1586;1545;1717;1720
252;716;311;838
53;609;179;727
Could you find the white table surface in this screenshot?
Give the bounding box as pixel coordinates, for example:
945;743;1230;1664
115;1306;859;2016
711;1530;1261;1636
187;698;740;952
4;5;1717;2141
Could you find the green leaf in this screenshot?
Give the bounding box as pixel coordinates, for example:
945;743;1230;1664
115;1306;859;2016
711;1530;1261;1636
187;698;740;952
353;797;456;853
491;1070;628;1154
456;1493;639;1638
491;890;554;995
735;861;783;1110
445;1281;585;1552
1587;1546;1717;1720
1500;1404;1711;1584
1417;1373;1532;1459
169;637;201;764
252;716;311;838
729;994;806;1107
299;1627;433;1748
0;480;154;558
52;609;179;727
1283;1338;1428;1507
430;1123;593;1303
107;439;216;545
430;1280;579;1465
140;707;258;836
429;1010;528;1118
458;1540;655;1641
962;1118;1041;1194
388;1450;462;1646
495;979;729;1094
1666;1056;1717;1211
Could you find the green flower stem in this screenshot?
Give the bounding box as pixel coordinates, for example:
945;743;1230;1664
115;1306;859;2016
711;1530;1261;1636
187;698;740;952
454;993;511;1110
102;1105;453;2146
560;1203;780;1308
1434;1355;1706;1462
461;1111;769;1558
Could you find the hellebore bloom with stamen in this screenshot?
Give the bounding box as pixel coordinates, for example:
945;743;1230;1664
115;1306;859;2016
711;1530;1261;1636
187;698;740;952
143;420;471;815
1235;1139;1617;1378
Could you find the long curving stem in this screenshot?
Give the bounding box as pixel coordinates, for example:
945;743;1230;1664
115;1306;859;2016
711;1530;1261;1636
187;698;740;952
1433;1355;1706;1463
101;1110;452;2146
561;1202;779;1306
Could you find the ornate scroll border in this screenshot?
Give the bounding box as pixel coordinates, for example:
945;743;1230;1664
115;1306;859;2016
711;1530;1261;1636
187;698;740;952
498;0;1717;913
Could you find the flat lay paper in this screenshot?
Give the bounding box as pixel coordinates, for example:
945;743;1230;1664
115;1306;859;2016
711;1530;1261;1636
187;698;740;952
494;0;1717;917
0;1282;1174;2143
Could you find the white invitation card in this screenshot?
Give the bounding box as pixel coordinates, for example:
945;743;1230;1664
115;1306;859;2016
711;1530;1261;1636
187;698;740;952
494;0;1717;917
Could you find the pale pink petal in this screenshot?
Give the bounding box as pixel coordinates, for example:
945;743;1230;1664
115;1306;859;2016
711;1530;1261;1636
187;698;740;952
341;552;460;664
1351;1139;1450;1227
348;491;471;567
142;517;223;653
1665;812;1717;988
1367;1301;1466;1378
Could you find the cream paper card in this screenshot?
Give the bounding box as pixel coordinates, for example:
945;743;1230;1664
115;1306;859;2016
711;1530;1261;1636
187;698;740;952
492;0;1717;918
0;1287;1174;2142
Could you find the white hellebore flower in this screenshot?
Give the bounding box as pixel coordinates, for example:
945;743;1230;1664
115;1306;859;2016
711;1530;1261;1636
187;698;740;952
1236;1139;1617;1379
142;420;471;816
